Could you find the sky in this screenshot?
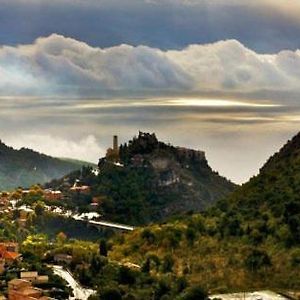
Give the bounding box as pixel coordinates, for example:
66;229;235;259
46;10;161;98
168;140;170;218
1;0;300;183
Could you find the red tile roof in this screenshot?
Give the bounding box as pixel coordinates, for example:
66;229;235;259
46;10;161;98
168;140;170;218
3;251;21;260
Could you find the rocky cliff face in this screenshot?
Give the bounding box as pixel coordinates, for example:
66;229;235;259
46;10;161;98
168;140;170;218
149;148;234;215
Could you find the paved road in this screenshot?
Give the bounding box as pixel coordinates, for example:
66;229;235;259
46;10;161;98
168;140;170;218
52;265;95;300
210;290;289;300
88;219;135;231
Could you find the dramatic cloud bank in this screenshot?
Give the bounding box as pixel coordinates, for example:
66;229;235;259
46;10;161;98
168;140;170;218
1;34;300;101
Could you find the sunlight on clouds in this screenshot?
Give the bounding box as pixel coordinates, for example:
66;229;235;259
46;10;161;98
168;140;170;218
1;34;300;99
165;98;281;107
0;65;38;89
281;115;300;122
72;98;281;109
0;96;298;183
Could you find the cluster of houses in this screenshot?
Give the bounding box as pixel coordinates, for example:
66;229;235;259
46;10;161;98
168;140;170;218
0;179;92;210
6;253;77;299
8;277;50;300
0;242;50;300
0;178;104;232
0;176;100;299
0;242;87;300
0;190;62;213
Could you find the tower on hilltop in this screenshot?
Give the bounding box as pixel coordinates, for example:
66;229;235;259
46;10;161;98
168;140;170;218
105;135;120;162
113;135;118;152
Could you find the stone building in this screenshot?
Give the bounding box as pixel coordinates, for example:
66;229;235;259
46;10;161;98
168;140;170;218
8;279;41;300
43;189;63;201
105;135;120;162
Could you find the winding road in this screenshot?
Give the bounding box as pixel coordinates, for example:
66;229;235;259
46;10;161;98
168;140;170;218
52;265;96;300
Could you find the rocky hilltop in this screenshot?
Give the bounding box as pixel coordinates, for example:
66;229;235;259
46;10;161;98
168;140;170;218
94;132;236;224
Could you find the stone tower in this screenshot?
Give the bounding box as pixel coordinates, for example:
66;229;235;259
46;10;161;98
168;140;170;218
113;135;118;152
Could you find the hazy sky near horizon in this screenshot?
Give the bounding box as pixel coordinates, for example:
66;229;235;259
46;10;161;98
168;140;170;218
1;0;300;183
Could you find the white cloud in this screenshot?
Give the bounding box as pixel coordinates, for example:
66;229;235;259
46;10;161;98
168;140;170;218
1;34;300;100
5;134;104;163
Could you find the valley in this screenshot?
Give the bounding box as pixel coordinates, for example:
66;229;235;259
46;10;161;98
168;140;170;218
0;132;299;299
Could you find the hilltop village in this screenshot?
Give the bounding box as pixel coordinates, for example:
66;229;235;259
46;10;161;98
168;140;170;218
0;132;219;231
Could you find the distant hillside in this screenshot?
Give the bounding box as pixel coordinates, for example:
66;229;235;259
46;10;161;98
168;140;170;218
59;157;97;168
0;140;92;190
48;132;235;225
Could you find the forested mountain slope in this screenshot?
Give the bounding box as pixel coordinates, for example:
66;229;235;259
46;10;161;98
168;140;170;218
0;140;90;190
217;131;300;245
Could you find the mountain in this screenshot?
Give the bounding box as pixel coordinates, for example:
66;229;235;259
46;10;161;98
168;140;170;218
217;131;300;245
108;132;300;293
49;132;235;225
0;140;92;190
113;132;236;222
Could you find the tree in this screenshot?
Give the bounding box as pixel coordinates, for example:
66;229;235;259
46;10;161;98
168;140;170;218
118;265;136;285
161;254;174;273
176;276;188;293
154;279;171;300
276;224;293;246
290;248;300;267
34;201;45;216
181;286;208;300
244;248;271;272
22;234;49;258
100;287;122;300
141;228;156;244
78;267;92;286
56;232;67;244
141;257;151;273
99;239;108;257
91;254;107;274
185;227;196;246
